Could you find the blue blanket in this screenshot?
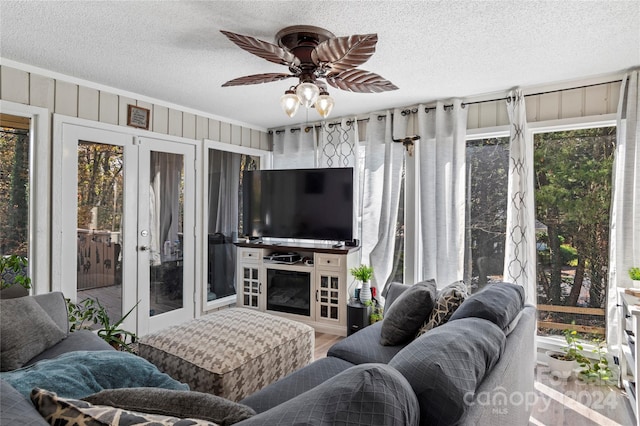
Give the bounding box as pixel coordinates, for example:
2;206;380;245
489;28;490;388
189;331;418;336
0;350;188;399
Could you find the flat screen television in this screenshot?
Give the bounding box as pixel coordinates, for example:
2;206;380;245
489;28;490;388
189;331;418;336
243;167;353;241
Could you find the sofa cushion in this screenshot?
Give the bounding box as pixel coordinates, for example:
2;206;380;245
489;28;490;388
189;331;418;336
416;280;468;336
383;282;412;309
0;379;48;426
380;279;437;346
31;388;218;425
0;350;188;399
327;321;408;365
389;317;505;426
0;296;66;371
237;363;419;426
84;387;255;426
449;282;525;329
240;356;354;414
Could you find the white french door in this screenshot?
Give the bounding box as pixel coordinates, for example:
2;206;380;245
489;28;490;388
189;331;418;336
53;121;195;337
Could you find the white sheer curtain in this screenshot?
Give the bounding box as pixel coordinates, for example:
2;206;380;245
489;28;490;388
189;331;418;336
272;126;317;169
411;101;468;288
207;150;240;235
363;112;404;295
608;70;640;346
503;90;536;305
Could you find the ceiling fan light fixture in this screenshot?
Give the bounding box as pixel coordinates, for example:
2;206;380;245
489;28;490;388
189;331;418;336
315;91;334;118
280;89;300;118
296;82;320;109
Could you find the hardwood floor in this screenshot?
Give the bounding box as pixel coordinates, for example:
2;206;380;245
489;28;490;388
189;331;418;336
313;332;635;425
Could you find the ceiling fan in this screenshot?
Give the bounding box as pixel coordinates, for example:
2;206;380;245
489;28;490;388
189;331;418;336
220;25;398;118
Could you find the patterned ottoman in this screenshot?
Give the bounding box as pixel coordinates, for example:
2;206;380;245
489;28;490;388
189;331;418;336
138;308;314;402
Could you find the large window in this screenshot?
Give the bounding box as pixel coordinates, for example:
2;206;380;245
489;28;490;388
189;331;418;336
0;114;30;258
464;137;510;293
535;127;616;338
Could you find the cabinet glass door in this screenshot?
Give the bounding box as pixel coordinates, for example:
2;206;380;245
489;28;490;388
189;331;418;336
318;272;340;321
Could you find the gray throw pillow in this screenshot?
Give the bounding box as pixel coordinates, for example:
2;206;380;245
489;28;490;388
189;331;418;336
416;280;468;336
0;297;66;371
84;387;256;425
449;282;525;329
380;279;437;346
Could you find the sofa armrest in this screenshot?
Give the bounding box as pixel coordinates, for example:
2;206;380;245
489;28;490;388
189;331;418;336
33;292;69;336
0;379;48;426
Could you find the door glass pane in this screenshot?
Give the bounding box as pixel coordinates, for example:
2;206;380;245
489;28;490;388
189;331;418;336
76;141;123;323
0;114;30;284
206;150;259;302
149;151;184;316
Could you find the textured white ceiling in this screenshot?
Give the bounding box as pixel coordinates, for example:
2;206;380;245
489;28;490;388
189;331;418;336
1;1;639;130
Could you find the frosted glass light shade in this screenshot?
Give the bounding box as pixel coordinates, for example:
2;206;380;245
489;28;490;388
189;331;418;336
315;92;334;118
280;90;300;117
296;82;320;108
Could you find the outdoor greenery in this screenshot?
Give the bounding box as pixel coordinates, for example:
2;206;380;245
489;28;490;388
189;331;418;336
67;297;138;352
0;126;29;256
629;267;640;281
0;254;31;289
535;127;615;309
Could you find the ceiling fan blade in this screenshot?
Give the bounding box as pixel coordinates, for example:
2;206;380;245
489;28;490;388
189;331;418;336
325;69;398;93
221;30;301;68
312;34;378;73
222;73;295;87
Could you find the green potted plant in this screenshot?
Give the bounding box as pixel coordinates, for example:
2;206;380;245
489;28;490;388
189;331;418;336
0;254;31;297
350;264;373;303
546;326;588;379
578;337;613;385
67;297;139;352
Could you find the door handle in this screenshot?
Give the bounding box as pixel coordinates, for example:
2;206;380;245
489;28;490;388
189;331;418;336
138;245;150;251
316;290;319;302
259;283;262;294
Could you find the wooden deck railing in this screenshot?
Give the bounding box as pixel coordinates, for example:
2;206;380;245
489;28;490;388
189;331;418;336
537;304;606;335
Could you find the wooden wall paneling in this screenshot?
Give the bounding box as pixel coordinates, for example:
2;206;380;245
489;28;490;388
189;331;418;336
495;100;509;126
538;92;560;121
183;112;196;139
525;95;539;122
561;88;583;119
262;132;271;151
153;105;169;134
467;103;480;129
98;92;118;125
231;125;242;146
209;119;221;141
241;127;251;147
250;129;260;149
78;86;99;121
196;115;208;140
220;122;231;144
118;96;136;126
478;101;498;128
584;84;608;117
54;80;78;117
168;108;183;137
1;66;29;104
29;74;55;110
609;82;621;113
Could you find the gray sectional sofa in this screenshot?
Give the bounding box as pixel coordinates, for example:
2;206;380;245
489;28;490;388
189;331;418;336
1;282;535;426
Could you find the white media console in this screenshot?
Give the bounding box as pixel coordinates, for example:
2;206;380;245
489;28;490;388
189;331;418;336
235;241;360;336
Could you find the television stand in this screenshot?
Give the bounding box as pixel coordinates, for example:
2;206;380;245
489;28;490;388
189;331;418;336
235;242;360;336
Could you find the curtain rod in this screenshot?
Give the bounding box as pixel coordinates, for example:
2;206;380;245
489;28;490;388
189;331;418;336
269;79;621;134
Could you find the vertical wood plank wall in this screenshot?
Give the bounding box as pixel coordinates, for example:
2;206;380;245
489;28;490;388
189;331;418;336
0;65;271;149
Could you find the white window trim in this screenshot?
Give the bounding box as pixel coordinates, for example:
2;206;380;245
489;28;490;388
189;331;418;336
0;100;51;294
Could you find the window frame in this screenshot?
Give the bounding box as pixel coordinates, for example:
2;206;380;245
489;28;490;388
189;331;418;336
0;100;51;294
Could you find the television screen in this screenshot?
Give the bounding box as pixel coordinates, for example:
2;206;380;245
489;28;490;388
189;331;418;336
243;167;353;241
